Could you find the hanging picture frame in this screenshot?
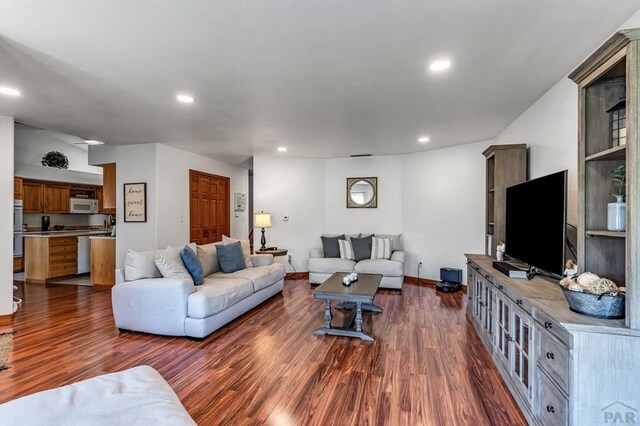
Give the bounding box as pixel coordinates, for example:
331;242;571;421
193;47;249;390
124;182;147;223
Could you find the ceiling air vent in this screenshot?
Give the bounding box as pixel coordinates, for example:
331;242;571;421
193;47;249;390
350;154;372;158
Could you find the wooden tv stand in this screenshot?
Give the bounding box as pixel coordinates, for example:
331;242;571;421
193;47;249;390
465;254;640;425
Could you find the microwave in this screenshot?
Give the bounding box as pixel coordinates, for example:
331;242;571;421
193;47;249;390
69;198;99;214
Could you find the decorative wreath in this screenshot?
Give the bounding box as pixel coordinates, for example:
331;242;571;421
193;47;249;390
41;151;69;169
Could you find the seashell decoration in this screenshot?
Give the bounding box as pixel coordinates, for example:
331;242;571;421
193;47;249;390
559;277;574;288
568;283;584;292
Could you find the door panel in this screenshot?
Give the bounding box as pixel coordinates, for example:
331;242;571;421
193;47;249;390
189;170;230;245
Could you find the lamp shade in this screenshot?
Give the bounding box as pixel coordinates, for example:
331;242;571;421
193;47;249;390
255;212;272;228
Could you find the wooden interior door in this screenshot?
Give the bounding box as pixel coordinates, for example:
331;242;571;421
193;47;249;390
189;170;230;245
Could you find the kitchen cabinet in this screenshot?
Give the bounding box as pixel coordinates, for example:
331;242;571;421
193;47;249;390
14;177;23;200
102;163;116;211
22;182;44;213
90;237;115;286
44;185;70;213
96;187;114;214
24;236;78;283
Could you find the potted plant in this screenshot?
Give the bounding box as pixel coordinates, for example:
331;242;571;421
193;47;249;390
607;165;626;231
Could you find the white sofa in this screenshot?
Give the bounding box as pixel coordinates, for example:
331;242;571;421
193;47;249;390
308;243;405;289
0;366;195;425
112;253;285;339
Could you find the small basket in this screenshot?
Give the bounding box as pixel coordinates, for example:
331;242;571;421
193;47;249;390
561;287;625;319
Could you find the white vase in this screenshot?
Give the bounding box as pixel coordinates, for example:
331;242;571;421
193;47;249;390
607;195;626;231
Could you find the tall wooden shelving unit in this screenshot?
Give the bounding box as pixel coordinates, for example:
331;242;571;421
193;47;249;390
482;144;527;258
569;29;640;329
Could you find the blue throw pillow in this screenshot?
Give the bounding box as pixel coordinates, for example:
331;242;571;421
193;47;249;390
217;241;246;273
181;245;204;285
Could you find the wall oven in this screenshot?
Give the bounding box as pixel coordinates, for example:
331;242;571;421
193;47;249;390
14;200;23;257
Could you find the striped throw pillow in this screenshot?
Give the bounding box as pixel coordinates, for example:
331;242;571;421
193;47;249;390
338;239;355;260
371;237;392;260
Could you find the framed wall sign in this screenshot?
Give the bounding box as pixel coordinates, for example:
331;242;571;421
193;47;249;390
124;182;147;223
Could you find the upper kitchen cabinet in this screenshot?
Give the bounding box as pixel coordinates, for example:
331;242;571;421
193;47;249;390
22;182;44;212
44;185;70;213
102;163;116;211
14;177;23;200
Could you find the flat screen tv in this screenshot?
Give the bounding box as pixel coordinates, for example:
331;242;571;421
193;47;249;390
505;170;567;278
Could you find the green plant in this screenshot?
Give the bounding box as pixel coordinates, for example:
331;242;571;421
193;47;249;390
612;165;626;196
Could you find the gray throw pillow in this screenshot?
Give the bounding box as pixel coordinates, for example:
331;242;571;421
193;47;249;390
351;235;373;262
216;241;246;273
321;235;345;258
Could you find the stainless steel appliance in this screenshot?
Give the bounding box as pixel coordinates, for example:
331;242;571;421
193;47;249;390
69;198;99;214
77;236;90;274
13;200;23;257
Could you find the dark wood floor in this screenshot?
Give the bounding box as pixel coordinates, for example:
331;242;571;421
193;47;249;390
0;280;525;425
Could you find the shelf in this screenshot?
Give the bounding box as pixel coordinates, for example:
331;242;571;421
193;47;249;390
488;222;495;226
488;188;495;193
585;144;626;162
585;230;626;238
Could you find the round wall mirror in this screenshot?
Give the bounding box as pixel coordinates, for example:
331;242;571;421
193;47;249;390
347;177;378;208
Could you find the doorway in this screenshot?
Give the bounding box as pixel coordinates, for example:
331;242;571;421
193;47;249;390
189;170;230;244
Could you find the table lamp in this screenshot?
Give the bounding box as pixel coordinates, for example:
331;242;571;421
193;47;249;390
255;211;272;251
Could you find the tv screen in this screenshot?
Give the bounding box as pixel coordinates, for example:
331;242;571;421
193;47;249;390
505;170;567;277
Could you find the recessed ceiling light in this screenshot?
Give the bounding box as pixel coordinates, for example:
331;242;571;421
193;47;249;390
418;137;430;143
0;87;21;96
277;147;287;152
429;59;451;72
176;94;195;103
84;140;104;145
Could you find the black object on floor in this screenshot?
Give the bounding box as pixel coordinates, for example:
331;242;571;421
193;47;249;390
436;267;463;293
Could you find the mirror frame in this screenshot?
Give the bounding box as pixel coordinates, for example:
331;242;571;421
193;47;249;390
346;177;378;208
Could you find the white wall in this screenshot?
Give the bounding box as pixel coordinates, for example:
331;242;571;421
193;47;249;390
155;144;249;247
253;143;490;280
15;125;103;185
0;117;14;316
253;156;325;272
114;144;158;268
402;140;491;279
492;78;579;225
90;143;249;268
323;156;403;235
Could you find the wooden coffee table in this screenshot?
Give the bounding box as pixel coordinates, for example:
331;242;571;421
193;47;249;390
312;272;383;341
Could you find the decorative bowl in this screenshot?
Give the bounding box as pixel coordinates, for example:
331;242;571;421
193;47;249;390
560;287;625;319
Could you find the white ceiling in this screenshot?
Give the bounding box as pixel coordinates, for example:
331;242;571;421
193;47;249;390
1;1;639;166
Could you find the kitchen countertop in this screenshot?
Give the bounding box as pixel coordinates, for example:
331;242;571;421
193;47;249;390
89;236;115;240
23;230;112;238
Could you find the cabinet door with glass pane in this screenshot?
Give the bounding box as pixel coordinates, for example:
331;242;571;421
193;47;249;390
495;292;511;370
511;305;534;402
480;278;496;346
472;271;484;324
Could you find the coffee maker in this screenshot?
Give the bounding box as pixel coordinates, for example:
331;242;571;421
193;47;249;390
41;215;50;232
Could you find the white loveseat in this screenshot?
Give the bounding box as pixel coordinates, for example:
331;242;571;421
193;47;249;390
112;251;285;339
308;234;405;289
